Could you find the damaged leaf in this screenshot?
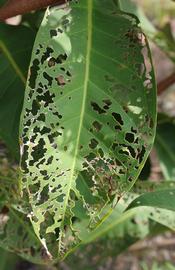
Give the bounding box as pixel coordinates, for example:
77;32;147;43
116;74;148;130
20;0;156;258
0;204;43;264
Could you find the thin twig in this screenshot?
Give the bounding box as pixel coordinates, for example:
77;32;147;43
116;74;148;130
129;237;175;252
158;72;175;95
0;0;66;20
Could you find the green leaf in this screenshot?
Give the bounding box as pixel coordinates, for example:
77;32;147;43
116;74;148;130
0;153;44;264
0;0;6;6
133;179;175;194
125;183;175;231
64;207;152;269
155;116;175;180
165;263;175;270
0;248;19;270
64;203;170;269
20;0;156;258
120;0;175;62
141;261;175;270
119;0;157;35
126;189;175;212
0;205;44;264
64;187;175;269
0;23;35;158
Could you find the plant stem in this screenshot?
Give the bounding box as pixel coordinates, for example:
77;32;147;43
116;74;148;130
0;0;65;20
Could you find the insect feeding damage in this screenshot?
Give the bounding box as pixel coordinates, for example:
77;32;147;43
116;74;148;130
20;0;156;258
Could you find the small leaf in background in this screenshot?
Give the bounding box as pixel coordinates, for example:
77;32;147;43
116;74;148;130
20;0;156;258
123;184;175;232
0;23;35;159
155;116;175;180
63;191;174;270
126;189;175;212
64;207;151;270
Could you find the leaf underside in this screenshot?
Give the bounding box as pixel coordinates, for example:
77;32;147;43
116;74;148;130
20;0;156;258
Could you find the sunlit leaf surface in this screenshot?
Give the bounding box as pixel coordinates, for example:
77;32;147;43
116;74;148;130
20;0;156;258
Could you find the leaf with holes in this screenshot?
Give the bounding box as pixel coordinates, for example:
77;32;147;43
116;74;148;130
20;0;156;258
0;154;43;263
64;190;174;270
0;203;43;264
64;207;153;270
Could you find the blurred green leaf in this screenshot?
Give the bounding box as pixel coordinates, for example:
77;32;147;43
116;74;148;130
64;206;153;269
141;261;175;270
155;116;175;180
0;0;6;7
0;23;35;159
166;263;175;270
133;180;175;193
119;0;156;34
0;248;19;270
65;180;175;268
0;205;43;264
127;189;175;212
64;189;175;269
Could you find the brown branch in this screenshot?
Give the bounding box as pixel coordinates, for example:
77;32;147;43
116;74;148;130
129;237;175;252
158;72;175;95
0;0;66;20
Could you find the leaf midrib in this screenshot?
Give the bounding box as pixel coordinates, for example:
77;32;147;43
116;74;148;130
62;0;93;220
0;40;26;84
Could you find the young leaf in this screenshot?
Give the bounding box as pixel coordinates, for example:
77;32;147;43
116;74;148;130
20;0;156;258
